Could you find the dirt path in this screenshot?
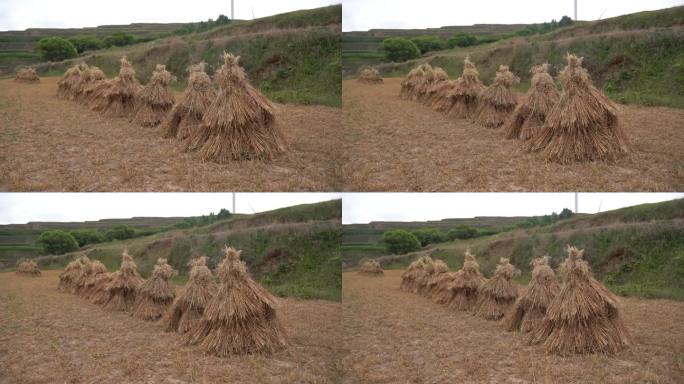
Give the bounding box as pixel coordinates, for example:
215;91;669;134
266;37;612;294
0;78;342;191
0;270;342;383
341;270;684;384
342;78;684;191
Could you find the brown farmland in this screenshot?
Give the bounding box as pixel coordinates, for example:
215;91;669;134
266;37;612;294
342;78;684;191
0;270;342;383
341;270;684;384
0;78;342;191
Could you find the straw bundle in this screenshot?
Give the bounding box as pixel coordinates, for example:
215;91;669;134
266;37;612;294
14;68;40;83
446;250;486;311
185;53;285;162
430;271;458;304
15;260;41;276
506;64;559;140
357;260;384;276
528;54;629;163
400;66;425;100
56;64;83;98
474;65;519;128
474;257;519;320
162;256;216;334
422;259;449;297
508;256;559;333
162;63;216;140
132;64;175;127
82;260;108;298
90;270;113;304
73;255;94;295
422;67;449;105
99;56;141;117
413;64;436;102
132;258;177;321
446;56;486;119
103;249;144;312
58;256;89;292
78;66;106;103
400;255;432;292
430;79;457;113
357;67;383;84
529;246;631;355
186;246;287;356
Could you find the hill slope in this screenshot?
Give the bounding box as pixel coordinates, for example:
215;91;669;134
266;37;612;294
348;198;684;301
8;199;342;301
6;5;342;107
344;6;684;108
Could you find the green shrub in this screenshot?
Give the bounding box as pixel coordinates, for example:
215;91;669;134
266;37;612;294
68;35;105;53
411;228;446;246
69;229;105;247
103;32;135;47
447;225;478;240
35;37;77;61
106;225;136;241
38;230;79;255
380;37;420;62
410;35;445;54
382;230;421;254
447;33;477;48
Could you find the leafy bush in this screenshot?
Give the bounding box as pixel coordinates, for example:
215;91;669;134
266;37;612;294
447;33;477;48
103;32;135;47
35;37;77;61
447;225;478;240
559;208;574;220
68;35;105;53
380;37;420;62
411;228;446;246
69;229;106;247
382;230;421;254
410;35;445;54
38;230;79;255
106;225;136;241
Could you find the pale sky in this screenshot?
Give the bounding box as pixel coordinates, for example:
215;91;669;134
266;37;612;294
343;0;683;31
342;193;684;224
0;0;340;31
0;193;341;224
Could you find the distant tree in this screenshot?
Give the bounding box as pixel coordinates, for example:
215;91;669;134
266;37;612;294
446;225;478;241
447;33;478;48
410;35;445;54
39;230;79;255
411;228;446;247
103;32;135;47
68;35;105;53
35;37;77;61
217;208;232;220
69;229;106;247
380;37;421;62
559;15;574;27
217;14;230;24
559;208;574;220
106;224;136;241
382;230;421;254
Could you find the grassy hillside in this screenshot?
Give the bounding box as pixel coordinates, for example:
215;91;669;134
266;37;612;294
0;217;186;266
9;199;342;301
351;199;684;301
5;5;342;107
344;6;684;108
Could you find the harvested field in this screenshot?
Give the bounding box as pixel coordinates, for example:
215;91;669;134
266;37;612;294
341;270;684;384
342;78;684;191
0;77;342;191
0;270;342;383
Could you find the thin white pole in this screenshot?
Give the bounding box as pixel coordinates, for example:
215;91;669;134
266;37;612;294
232;192;236;214
575;192;578;213
231;0;234;20
574;0;577;20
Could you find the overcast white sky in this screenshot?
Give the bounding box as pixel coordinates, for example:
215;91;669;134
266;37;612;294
0;0;340;31
343;0;683;31
342;193;684;224
0;193;341;224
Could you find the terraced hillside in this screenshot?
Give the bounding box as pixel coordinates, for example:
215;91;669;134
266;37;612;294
352;198;684;300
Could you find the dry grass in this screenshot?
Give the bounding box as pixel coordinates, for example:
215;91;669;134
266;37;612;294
0;77;342;191
0;270;341;383
342;77;684;191
342;270;684;383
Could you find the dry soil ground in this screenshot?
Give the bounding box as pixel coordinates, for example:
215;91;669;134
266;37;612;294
342;78;684;191
0;78;342;191
341;270;684;384
0;270;342;384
